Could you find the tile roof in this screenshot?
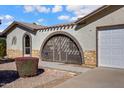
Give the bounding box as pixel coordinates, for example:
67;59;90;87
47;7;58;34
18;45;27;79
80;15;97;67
15;21;46;30
42;22;75;29
2;21;47;35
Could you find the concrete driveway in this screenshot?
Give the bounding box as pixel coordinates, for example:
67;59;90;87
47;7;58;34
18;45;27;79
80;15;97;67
41;61;92;73
55;67;124;88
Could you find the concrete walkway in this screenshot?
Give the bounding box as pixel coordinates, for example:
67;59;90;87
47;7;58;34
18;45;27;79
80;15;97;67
40;61;92;73
55;67;124;88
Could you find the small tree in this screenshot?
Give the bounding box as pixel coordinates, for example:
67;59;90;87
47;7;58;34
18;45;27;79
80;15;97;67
0;38;6;59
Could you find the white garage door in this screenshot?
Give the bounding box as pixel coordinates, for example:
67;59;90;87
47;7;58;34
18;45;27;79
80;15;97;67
98;28;124;68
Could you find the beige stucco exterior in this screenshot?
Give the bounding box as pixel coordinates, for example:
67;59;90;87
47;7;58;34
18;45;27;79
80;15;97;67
6;6;124;67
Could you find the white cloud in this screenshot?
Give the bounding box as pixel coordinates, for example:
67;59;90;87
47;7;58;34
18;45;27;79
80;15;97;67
24;5;34;13
35;6;50;13
66;5;102;21
66;5;101;16
0;14;14;31
5;21;13;26
5;15;14;20
52;5;63;13
0;15;14;20
24;5;50;13
58;15;70;20
0;15;14;22
66;5;81;11
0;29;3;32
66;5;86;17
37;18;44;22
70;16;78;21
70;15;86;21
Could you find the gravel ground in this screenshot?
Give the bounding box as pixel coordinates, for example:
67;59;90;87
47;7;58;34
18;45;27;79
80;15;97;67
0;62;77;88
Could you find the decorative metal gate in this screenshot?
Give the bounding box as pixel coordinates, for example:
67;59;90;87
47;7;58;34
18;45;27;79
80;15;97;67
42;35;82;64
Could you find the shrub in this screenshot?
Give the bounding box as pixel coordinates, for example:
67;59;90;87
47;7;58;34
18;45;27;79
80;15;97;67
0;38;6;59
15;57;39;77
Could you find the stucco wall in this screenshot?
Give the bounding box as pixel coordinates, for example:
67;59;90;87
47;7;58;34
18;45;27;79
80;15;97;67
7;27;25;50
32;27;76;50
7;27;35;57
76;7;124;51
7;27;37;50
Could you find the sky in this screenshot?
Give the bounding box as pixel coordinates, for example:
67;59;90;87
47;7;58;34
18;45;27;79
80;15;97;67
0;5;101;32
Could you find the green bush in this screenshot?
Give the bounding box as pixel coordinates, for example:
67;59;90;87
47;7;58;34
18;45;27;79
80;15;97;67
0;38;6;59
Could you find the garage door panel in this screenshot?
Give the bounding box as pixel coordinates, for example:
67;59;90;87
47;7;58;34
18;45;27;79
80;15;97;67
111;48;124;55
98;28;124;68
100;56;124;68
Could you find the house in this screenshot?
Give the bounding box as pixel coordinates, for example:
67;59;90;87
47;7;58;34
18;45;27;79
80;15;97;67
2;5;124;68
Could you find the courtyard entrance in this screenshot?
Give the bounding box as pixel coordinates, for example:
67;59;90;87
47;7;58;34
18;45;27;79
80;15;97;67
41;35;82;64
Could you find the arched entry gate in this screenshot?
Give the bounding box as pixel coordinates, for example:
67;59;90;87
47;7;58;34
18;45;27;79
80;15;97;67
41;33;82;64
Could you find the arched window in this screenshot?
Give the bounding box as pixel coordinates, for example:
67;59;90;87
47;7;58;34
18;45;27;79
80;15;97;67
23;34;31;56
12;36;17;45
25;35;30;47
